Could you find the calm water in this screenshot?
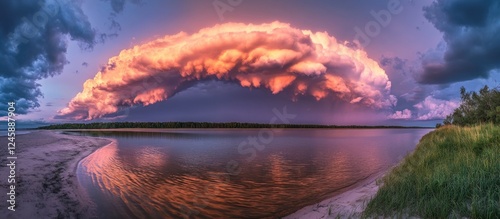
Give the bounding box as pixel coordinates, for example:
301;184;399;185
71;128;431;218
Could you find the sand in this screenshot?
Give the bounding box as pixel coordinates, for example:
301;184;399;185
0;131;111;218
284;172;384;219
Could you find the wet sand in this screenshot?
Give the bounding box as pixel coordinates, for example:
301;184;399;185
0;131;111;218
284;172;384;219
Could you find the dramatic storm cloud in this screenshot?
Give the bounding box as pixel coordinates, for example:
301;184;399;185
418;0;500;84
57;22;396;120
0;0;95;114
0;0;137;116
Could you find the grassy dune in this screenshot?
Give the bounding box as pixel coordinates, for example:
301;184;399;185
364;124;500;218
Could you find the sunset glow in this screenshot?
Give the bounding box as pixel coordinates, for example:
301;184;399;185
57;22;395;120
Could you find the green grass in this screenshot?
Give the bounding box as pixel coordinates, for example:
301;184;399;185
364;124;500;218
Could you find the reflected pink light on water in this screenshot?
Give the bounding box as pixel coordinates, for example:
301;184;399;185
76;129;430;218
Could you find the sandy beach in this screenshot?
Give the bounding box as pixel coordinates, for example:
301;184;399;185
0;131;111;218
284;172;384;219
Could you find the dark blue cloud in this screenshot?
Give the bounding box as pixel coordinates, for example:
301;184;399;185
104;0;143;13
380;56;430;104
0;0;138;116
418;0;500;84
117;81;386;125
0;0;96;115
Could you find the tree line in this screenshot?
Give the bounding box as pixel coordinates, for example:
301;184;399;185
38;122;428;130
437;85;500;128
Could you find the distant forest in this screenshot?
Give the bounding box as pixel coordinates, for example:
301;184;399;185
38;122;430;130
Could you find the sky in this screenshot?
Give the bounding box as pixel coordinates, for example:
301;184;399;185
1;0;499;127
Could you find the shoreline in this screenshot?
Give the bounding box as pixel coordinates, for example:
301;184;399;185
284;170;386;219
0;130;112;218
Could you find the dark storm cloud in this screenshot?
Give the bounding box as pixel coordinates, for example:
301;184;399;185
0;0;137;116
120;81;386;125
0;0;94;115
100;0;142;41
380;56;428;104
418;0;500;84
103;0;142;13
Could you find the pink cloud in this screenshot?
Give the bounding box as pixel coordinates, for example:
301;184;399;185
413;96;460;120
388;109;412;120
57;21;395;120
